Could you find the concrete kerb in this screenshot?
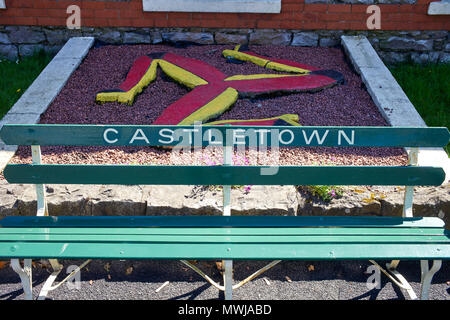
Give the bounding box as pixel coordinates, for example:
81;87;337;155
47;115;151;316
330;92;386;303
341;35;449;183
0;37;95;172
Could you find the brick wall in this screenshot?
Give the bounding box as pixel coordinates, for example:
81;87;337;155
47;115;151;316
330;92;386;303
1;0;449;31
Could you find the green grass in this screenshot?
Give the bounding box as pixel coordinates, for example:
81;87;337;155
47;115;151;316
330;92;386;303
0;50;54;120
388;62;450;155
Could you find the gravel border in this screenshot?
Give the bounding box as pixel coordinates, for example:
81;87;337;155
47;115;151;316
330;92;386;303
0;259;449;301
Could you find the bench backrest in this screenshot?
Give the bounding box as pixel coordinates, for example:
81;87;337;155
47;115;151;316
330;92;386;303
1;124;448;219
0;124;449;187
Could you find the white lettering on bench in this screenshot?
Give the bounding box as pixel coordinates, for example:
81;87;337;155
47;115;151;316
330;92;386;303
233;129;246;145
302;130;329;145
338;130;355;146
102;127;360;146
103;128;119;144
254;129;269;145
129;129;150;144
279;129;294;145
182;128;200;145
204;129;223;145
158;128;175;144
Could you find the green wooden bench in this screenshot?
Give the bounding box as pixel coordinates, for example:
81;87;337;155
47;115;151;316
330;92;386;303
0;124;449;300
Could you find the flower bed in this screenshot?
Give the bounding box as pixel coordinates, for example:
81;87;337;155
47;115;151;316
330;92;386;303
11;44;407;167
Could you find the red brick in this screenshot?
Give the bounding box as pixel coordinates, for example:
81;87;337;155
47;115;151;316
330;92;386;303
79;2;105;10
303;21;327;29
22;8;47;17
378;4;400;13
279;20;303;30
167;12;192;20
326;21;351;29
120;9;141;19
154;18;169;28
384;13;414;22
36;17;65;26
257;20;281;29
0;16;16;24
130;19;153;28
282;3;304;12
2;8;24;17
95;9;119;19
143;12;168;20
105;2;129;10
328;4;352;13
302;12;319;22
8;0;33;8
200;19;226;28
304;4;328;12
35;0;72;9
46;8;67;18
112;18;133;27
351;5;369;13
170;19;198;28
225;19;256;29
82;17;109;27
348;21;367;30
322;13;360;21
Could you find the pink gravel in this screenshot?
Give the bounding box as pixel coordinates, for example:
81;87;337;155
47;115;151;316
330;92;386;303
11;44;407;167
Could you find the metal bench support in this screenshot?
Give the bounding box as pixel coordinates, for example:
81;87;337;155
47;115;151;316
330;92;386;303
370;148;443;301
11;259;33;300
11;146;91;300
420;260;442;300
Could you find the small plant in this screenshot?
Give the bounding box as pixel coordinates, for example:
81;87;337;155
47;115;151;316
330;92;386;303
300;185;344;203
298;160;344;202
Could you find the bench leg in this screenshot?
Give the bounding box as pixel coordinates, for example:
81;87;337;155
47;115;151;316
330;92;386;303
37;259;64;300
11;259;33;300
223;260;233;300
37;259;91;300
370;260;418;300
180;260;234;299
385;261;417;300
420;260;442;300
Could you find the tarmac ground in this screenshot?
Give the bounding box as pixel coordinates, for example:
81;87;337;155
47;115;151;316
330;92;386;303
0;259;448;301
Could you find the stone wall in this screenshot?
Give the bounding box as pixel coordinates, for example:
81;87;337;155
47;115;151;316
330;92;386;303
1;180;448;228
0;26;448;64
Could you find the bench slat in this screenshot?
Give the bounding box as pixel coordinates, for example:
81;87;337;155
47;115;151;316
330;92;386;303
1;124;449;147
0;241;448;260
1;216;448;260
0;216;445;229
0;230;448;243
3;164;446;186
